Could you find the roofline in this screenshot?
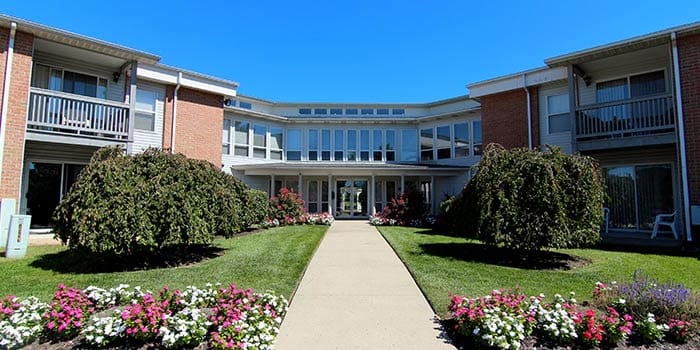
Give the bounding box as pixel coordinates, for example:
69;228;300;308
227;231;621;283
234;93;474;108
152;63;239;88
138;64;238;97
466;66;553;89
0;14;160;64
545;21;700;66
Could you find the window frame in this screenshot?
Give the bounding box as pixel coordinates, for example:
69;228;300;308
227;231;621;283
134;88;158;132
594;69;668;103
436;125;451;160
420;127;434;161
233;120;251;157
222;118;231;155
546;94;571;134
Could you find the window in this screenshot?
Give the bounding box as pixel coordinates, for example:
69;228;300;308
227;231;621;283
420;128;434;161
401;129;418;162
385;130;396;161
436;125;451;159
630;70;666;97
373;130;383;161
547;94;570;133
253;124;266;158
361;108;374;115
454;122;469;158
222;119;231;154
596;71;666;121
345;108;358;115
239;101;252;109
360;130;370;160
286;129;302;160
314;108;327;115
308;129;319;161
334;129;344;160
299;108;312;115
270;127;283;160
32;64;108;99
392;109;405;115
330;108;343;115
134;89;157;131
234;121;250;156
347;130;357;160
321;129;331;160
473;121;483;156
377;108;389;115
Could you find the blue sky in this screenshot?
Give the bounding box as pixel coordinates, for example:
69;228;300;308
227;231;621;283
2;1;699;102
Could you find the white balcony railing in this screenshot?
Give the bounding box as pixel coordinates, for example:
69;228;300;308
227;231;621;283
27;88;130;141
575;95;675;140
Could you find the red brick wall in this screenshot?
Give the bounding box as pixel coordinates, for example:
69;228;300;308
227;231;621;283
678;33;700;239
0;30;33;205
480;88;539;149
171;87;223;166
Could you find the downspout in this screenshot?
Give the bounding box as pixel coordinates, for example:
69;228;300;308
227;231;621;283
670;32;692;242
170;72;182;154
523;74;532;149
0;22;17;183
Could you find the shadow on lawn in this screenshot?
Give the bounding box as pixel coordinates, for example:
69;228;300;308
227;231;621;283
29;245;226;274
419;242;591;270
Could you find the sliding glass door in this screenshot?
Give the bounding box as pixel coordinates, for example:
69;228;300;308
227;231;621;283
603;164;674;231
26;162;86;228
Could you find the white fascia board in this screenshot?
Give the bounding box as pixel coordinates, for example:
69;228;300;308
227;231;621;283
468;67;567;98
137;65;237;97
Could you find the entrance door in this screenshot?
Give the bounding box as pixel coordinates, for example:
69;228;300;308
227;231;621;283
335;179;368;217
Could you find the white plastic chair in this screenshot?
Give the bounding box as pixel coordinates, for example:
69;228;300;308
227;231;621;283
651;211;678;240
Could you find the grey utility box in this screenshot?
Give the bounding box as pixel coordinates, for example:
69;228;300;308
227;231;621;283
5;215;31;259
0;199;16;249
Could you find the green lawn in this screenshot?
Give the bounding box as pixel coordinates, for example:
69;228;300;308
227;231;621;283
378;226;700;316
0;225;327;301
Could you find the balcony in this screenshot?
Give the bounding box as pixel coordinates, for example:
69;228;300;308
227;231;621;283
575;95;675;148
27;88;131;141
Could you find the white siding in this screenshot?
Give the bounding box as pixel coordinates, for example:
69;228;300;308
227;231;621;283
539;82;572;154
131;82;166;154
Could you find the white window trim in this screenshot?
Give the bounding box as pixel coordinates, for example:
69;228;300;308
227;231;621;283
546;94;571;135
134;88;159;132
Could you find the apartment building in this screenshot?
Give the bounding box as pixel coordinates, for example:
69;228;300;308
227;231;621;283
0;14;697;242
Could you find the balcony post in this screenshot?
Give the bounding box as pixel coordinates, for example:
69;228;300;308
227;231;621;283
127;60;137;146
567;64;577;152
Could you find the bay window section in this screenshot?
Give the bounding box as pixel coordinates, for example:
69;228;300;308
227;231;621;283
454;122;469;158
308;129;319;161
385;130;396;161
473;121;483;156
347;130;357;161
253;124;267;158
234;121;250;156
360;130;370;161
436;125;451;159
270;127;283;160
400;129;418;162
373;130;383;161
420;128;434;161
334;130;344;161
286;129;302;160
321;129;331;160
222;119;231;154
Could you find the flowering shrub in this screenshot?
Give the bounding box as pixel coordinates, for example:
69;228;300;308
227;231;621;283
634;312;668;344
81;310;125;347
260;217;280;229
0;296;48;349
531;294;578;345
44;284;95;339
372;189;429;227
120;292;169;341
667;318;696;343
270;188;305;222
298;212;334;225
160;308;210;349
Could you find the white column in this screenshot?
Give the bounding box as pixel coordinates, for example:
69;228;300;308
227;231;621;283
270;174;275;198
400;175;405;195
298;173;304;210
371;174;376;215
328;174;333;216
430;176;435;215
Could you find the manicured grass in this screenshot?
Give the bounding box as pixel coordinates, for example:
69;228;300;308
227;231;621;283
0;225;327;301
378;226;700;316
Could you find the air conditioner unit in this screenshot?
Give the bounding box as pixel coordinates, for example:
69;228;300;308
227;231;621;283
0;199;16;249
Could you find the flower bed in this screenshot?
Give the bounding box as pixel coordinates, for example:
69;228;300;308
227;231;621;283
0;283;287;349
449;279;700;349
261;212;334;228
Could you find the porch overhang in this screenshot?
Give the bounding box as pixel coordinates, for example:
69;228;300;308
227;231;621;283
232;162;470;177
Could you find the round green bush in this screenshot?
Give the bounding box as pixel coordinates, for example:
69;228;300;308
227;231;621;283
53;147;259;255
447;144;605;252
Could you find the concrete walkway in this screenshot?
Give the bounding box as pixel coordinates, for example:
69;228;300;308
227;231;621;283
275;220;454;349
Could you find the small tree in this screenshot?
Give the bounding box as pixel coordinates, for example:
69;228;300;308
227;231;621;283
270;188;305;224
447;144;605;252
381;188;429;226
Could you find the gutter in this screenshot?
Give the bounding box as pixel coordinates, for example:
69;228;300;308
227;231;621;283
670;32;693;242
0;22;16;184
170;71;182;154
523;74;533;149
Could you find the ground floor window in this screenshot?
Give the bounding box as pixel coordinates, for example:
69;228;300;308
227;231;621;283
26;162;86;228
307;180;329;213
603;164;674;231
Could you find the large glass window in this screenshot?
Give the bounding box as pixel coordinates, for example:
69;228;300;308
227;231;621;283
234;121;249;156
347;130;357;161
420;128;434;161
308;129;319;161
473;121;483;156
454;122;469;158
547;94;570;133
270;127;283;160
385;130;396;161
373;130;383;161
32;64;107;99
630;70;666;97
286;129;302;160
360;130;370;161
401;129;418;162
222;119;231;154
334;129;344;161
253;124;267;158
321;129;331;160
436;125;451;159
134;89;157;131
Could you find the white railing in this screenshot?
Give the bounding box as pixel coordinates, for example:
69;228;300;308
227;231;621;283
27;88;130;140
575;95;675;140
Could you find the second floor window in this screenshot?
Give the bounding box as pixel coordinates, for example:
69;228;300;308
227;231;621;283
134;89;157;131
547;94;570;133
32;64;108;99
420;128;434;161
